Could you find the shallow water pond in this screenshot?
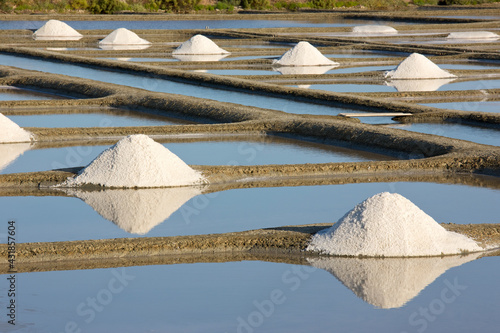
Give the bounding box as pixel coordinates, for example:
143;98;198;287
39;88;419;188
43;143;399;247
6;111;190;128
0;136;391;175
0;87;68;101
1;180;499;242
0;54;356;116
389;123;500;146
0;255;498;332
422;101;500;113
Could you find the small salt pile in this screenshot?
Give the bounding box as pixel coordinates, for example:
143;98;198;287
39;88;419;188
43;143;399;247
447;31;499;40
99;28;151;46
385;53;456;79
0;113;33;143
273;41;339;67
65;187;203;234
352;25;397;34
33;20;82;39
173;34;229;55
307;192;482;257
58;134;206;188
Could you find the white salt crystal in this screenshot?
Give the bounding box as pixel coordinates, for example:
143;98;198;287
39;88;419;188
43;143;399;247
385;53;456;79
273;41;339;67
173;35;229;55
307;192;482;257
0;113;34;143
33;20;82;38
99;28;151;45
447;31;499;39
352;25;397;34
58;134;206;188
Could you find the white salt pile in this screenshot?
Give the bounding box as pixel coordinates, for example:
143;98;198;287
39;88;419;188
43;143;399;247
386;78;455;92
272;41;339;67
308;253;481;309
58;134;206;188
0;142;32;172
352;25;397;34
172;34;229;55
0;113;34;143
65;187;203;234
307;192;482;257
447;31;499;39
100;28;151;46
33;20;82;39
385;53;456;79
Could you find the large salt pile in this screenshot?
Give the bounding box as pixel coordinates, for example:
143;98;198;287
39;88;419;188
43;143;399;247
352;25;397;34
100;28;151;46
65;187;203;234
385;53;456;79
58;134;206;188
447;31;499;40
0;113;33;143
308;253;481;308
33;20;82;40
307;192;482;257
173;34;229;55
273;41;339;67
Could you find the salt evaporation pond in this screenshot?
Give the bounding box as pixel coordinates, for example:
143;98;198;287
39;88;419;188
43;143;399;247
0;256;498;332
0;54;358;116
1;180;499;242
390;123;500;146
6;111;191;128
0;137;391;175
0;87;68;101
422;101;500;113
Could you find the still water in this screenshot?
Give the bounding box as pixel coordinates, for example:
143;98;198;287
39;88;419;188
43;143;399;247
1;180;498;242
0;255;498;332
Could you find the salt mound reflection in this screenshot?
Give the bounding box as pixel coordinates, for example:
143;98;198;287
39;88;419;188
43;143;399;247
64;186;204;234
273;64;337;75
0;142;32;172
172;54;229;62
308;253;481;309
386;78;455;92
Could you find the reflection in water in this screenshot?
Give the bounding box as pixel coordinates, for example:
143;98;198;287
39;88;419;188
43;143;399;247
273;64;337;75
99;44;151;51
308;253;481;309
173;54;229;62
0;142;32;172
63;186;204;234
385;78;456;92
